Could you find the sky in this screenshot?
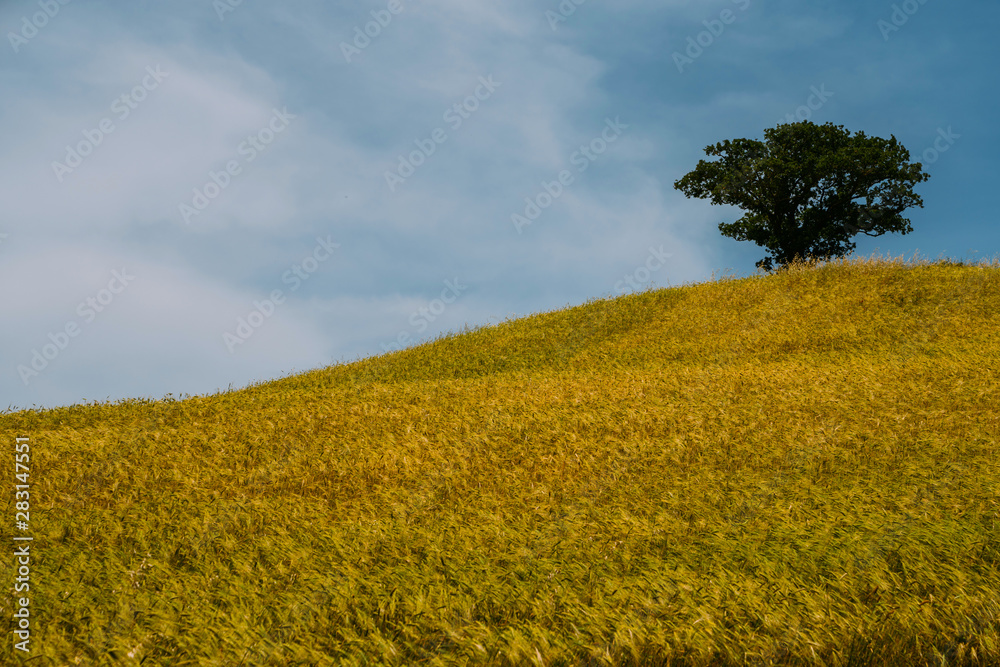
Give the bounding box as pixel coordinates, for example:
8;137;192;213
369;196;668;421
1;0;997;411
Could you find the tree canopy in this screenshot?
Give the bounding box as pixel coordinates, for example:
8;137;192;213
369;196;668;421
674;121;931;271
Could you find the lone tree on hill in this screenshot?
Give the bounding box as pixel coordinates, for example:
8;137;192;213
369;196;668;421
674;121;931;271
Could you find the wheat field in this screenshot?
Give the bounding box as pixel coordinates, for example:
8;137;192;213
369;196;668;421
2;254;999;665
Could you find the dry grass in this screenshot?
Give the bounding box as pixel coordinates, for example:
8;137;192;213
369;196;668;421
2;253;999;665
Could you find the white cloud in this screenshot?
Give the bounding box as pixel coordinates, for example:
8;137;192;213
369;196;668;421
0;240;333;408
0;41;299;235
5;0;871;410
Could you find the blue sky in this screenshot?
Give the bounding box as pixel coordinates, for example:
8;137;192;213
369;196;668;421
1;0;997;411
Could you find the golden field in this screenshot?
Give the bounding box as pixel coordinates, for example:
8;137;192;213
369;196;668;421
2;254;999;666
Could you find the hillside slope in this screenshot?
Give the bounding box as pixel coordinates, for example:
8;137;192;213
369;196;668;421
2;255;999;666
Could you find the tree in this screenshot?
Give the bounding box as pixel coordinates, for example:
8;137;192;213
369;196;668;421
674;121;930;271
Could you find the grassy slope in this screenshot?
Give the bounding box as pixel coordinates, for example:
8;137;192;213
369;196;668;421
2;255;1000;666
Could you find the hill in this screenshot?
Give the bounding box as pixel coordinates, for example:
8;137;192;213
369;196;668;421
2;254;999;665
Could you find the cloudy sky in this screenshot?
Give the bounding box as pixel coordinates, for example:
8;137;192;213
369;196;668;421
1;0;997;411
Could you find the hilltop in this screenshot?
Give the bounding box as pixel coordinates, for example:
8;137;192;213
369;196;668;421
2;254;999;665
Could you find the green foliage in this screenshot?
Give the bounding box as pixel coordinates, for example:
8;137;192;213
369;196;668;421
2;255;1000;665
674;121;931;271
